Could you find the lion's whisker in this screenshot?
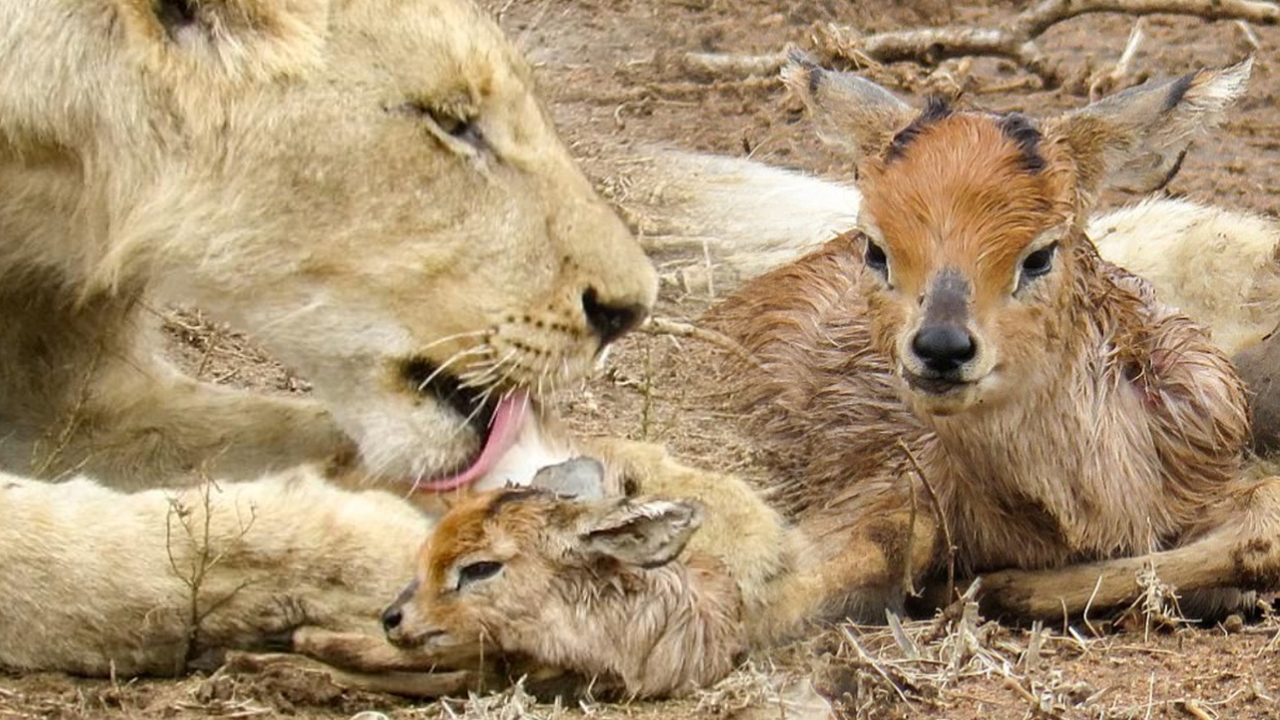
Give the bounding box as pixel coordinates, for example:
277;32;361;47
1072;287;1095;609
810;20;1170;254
415;346;488;393
416;329;491;354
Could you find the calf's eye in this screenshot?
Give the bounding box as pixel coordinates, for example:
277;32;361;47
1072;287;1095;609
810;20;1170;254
1021;243;1056;280
864;236;888;274
457;560;503;590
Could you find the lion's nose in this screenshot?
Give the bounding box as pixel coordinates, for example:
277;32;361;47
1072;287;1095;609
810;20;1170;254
582;287;647;345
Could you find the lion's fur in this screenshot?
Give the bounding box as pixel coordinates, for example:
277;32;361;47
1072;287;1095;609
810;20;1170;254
0;468;426;676
1;0;658;487
598;149;862;295
1087;198;1280;356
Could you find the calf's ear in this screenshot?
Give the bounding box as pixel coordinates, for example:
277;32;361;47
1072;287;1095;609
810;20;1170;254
781;51;916;164
1047;58;1252;197
576;498;704;569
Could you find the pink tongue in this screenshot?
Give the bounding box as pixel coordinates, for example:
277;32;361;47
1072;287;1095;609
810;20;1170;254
414;391;530;492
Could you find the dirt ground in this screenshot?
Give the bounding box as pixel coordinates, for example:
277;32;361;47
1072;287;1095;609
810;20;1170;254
6;0;1280;718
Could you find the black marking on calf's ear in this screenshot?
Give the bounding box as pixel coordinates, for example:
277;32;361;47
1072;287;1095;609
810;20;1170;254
1162;71;1196;113
1151;146;1189;191
155;0;199;38
807;65;823;93
997;113;1046;174
885;96;953;163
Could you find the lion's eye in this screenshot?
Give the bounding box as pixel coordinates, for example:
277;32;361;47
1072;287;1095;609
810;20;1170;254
456;560;503;590
864;236;888;275
393;102;485;150
430;111;482;145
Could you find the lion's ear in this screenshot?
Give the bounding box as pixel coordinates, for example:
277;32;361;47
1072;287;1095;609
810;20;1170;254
113;0;331;83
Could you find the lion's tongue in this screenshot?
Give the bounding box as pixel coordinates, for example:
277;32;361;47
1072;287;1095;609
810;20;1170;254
415;392;530;492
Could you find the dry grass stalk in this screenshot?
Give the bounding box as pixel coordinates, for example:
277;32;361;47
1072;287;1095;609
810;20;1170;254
30;346;101;480
640;316;764;371
1125;563;1189;640
430;679;566;720
165;472;260;672
897;440;956;603
813;581;1212;718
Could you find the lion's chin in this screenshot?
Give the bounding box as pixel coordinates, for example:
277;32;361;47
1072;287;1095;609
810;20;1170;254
414;391;576;493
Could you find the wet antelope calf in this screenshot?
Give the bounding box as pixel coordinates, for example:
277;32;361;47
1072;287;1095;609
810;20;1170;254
707;55;1280;623
380;486;747;698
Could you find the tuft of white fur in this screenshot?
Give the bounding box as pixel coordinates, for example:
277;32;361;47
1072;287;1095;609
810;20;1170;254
601;149;860;293
1088;197;1280;355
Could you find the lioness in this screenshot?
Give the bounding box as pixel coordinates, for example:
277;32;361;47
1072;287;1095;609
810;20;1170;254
0;0;795;682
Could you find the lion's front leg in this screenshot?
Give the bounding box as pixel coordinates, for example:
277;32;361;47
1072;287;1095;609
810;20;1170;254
0;290;355;490
42;365;354;490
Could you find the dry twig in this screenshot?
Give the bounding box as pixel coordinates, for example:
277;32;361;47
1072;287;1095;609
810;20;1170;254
165;473;260;671
640;316;763;370
1089;18;1147;101
898;440;956;603
810;0;1277;88
680;52;788;81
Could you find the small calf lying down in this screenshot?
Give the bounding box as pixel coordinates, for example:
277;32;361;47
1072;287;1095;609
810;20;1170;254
381;485;746;699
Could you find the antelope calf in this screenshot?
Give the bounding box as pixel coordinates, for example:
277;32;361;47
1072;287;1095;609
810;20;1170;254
380;486;747;698
707;56;1280;623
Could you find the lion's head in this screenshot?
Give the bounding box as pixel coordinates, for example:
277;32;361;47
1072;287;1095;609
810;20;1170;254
1;0;656;486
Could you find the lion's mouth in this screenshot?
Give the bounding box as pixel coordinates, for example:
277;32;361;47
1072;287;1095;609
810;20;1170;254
401;358;534;492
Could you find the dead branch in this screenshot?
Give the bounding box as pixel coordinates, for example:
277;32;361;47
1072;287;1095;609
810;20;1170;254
812;0;1277;89
641;316;764;370
1013;0;1277;36
680;51;788;81
1089;18;1147;101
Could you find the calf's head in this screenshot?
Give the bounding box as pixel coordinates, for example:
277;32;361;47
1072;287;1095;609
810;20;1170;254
784;56;1250;416
382;487;703;654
